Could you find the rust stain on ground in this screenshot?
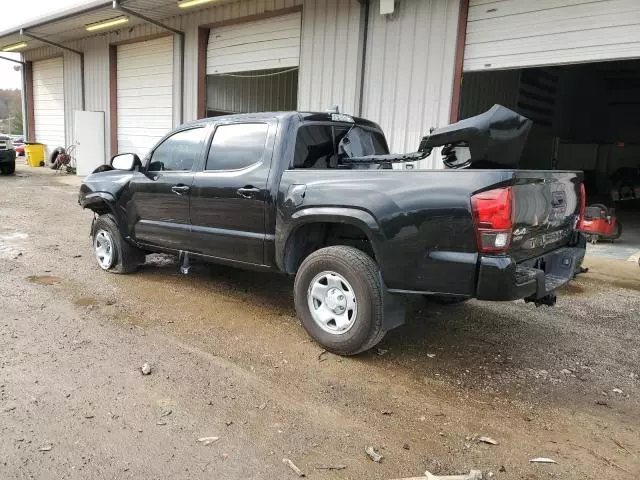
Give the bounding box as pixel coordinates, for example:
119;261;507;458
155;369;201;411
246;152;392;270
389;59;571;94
26;275;62;286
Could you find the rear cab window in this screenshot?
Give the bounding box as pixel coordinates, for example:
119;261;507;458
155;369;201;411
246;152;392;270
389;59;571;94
205;123;269;171
292;123;389;170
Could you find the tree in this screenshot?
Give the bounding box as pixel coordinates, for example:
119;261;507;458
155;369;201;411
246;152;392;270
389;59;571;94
10;109;23;135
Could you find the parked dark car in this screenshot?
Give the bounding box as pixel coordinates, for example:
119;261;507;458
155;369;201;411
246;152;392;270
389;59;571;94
0;135;16;175
79;107;586;355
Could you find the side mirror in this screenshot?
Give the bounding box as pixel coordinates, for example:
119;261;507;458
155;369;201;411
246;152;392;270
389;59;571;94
110;153;140;171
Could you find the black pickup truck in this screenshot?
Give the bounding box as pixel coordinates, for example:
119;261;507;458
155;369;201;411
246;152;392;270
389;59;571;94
79;106;586;355
0;135;16;175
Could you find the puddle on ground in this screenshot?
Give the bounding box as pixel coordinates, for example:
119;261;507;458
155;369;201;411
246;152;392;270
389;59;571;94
27;275;62;285
74;297;100;307
0;232;29;259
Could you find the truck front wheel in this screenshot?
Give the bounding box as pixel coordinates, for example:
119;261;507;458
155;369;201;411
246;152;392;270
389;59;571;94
294;246;386;356
0;161;15;175
92;214;144;274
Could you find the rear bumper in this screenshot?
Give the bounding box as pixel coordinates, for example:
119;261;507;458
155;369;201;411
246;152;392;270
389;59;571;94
476;240;586;301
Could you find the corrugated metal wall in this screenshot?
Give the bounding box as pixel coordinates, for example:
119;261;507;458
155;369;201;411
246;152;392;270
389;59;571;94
207;68;298;113
464;0;640;71
24;0;302;163
459;70;520;119
361;0;461;166
23;0;461;168
297;0;363;115
179;0;303;121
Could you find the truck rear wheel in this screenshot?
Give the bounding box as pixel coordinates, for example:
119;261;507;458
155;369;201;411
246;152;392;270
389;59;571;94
294;246;386;356
92;214;144;274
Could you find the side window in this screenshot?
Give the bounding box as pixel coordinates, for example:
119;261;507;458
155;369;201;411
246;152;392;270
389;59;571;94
148;128;204;172
206;123;268;171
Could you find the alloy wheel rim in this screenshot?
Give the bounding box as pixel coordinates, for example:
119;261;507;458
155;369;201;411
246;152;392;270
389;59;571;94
94;230;114;270
307;271;357;334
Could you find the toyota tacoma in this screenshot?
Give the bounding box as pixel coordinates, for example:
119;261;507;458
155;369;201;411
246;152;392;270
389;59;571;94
79;106;587;355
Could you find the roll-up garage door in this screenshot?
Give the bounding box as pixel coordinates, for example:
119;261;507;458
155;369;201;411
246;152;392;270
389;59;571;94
464;0;640;71
207;12;301;74
117;36;173;157
32;57;65;159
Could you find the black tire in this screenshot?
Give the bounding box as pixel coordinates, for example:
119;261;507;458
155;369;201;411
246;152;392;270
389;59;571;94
49;147;65;168
0;161;15;175
610;220;622;240
426;295;469;305
294;246;386;356
92;214;144;274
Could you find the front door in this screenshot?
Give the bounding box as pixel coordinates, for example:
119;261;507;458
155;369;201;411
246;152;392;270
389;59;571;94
128;127;206;250
189;122;273;265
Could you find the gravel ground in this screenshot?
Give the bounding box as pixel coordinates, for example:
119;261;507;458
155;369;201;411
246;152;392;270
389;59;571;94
1;165;639;479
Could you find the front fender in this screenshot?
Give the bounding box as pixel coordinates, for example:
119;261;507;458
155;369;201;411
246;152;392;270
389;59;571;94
79;191;116;211
275;206;384;271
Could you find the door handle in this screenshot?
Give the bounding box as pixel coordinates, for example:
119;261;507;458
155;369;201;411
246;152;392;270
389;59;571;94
171;185;190;195
236;186;260;199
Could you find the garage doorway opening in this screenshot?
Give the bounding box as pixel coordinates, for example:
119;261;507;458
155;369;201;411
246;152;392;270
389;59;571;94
459;59;640;257
206;67;298;117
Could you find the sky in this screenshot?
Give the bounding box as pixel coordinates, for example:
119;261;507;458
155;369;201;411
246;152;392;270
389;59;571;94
0;0;93;89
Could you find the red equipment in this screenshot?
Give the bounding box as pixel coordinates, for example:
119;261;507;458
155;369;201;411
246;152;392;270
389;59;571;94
579;203;622;244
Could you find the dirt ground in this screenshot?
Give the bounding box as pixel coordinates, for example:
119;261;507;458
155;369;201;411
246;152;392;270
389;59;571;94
1;165;638;480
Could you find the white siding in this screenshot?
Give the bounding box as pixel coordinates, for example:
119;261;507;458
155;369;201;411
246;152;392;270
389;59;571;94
465;0;640;71
361;0;460;166
24;0;303;163
117;36;174;157
207;12;301;74
297;0;363;115
32;58;66;160
180;0;302;121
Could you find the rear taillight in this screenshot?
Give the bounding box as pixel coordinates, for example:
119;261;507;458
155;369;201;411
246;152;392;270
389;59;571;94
471;187;513;253
577;183;586;229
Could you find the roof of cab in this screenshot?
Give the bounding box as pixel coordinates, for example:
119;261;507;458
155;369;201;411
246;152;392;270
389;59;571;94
182;111;382;131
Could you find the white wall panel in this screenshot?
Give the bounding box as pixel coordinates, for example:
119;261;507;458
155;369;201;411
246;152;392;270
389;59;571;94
362;0;460;166
117;36;174;157
465;0;640;71
23;0;305;162
207;12;301;74
32;57;66;160
298;0;363;115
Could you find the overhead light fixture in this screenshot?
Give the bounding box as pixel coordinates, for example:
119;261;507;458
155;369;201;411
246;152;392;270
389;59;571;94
85;16;129;32
178;0;219;9
2;42;28;52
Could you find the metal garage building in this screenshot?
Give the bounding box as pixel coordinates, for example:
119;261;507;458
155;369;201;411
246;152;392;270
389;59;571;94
458;0;640;210
0;0;639;185
0;0;459;169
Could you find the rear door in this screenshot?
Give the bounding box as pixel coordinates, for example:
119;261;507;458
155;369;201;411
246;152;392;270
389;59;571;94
128;127;206;250
189;122;275;265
